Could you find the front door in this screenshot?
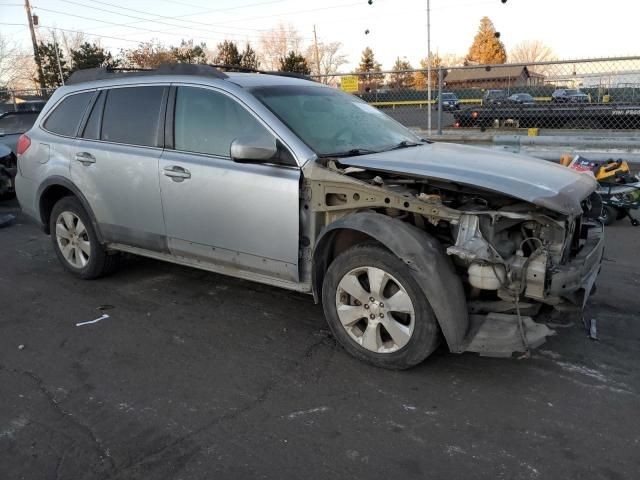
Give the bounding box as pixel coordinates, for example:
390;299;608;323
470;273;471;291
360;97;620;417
159;86;301;282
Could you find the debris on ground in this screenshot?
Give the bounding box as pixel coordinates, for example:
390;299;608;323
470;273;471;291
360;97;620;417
589;318;598;340
76;314;110;327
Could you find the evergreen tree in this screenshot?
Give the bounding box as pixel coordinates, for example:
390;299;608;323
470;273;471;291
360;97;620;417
70;42;116;72
214;40;242;67
355;47;384;91
465;17;507;65
37;41;69;88
389;57;414;89
240;43;259;69
278;51;310;74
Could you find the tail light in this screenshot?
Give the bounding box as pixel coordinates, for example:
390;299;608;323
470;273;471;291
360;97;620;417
16;134;31;155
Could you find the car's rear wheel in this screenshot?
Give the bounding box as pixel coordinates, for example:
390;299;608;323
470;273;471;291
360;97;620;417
322;243;440;369
50;196;118;279
600;205;618;226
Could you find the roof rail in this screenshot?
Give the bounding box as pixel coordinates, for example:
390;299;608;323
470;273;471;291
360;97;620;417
209;64;313;81
67;63;228;85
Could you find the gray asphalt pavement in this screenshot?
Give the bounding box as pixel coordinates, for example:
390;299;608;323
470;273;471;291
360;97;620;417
1;198;639;480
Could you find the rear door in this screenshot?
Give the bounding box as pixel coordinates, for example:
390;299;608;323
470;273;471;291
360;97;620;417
159;85;301;282
71;85;169;251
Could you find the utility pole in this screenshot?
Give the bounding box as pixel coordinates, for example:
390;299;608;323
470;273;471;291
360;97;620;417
312;25;321;80
24;0;45;89
426;0;432;135
52;29;65;86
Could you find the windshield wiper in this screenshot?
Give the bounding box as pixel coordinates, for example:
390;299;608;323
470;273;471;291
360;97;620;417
380;140;425;152
318;148;378;158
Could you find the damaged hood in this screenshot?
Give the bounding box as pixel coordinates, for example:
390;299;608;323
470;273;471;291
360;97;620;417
339;142;597;215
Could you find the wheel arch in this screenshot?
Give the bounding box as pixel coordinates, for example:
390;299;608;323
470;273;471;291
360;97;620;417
37;176;104;243
312;211;469;352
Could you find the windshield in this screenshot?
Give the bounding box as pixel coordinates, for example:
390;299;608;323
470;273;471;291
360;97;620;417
442;93;456;99
565;89;579;95
250;85;422;156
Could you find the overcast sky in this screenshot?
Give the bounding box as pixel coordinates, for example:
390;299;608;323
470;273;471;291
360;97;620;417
1;0;639;70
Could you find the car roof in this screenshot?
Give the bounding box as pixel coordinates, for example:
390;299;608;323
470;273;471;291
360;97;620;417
64;64;323;92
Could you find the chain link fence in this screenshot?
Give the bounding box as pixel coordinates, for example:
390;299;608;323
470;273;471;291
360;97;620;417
0;88;56;115
313;56;640;133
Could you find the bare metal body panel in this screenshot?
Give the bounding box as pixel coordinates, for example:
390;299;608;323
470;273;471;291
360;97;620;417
340;142;598;215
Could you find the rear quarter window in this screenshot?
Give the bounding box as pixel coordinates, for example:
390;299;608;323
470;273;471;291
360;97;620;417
43;91;93;137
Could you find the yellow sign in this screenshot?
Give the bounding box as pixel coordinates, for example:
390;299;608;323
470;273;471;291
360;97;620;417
340;75;359;93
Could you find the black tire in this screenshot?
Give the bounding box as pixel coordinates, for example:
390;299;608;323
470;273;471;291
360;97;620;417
49;196;119;279
615;208;628;220
322;243;440;369
601;205;616;226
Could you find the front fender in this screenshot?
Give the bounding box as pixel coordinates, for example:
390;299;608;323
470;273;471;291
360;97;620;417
313;211;469;353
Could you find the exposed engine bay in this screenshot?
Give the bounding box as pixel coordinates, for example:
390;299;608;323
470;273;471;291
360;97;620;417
306;159;604;313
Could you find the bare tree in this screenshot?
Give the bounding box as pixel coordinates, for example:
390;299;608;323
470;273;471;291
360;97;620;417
59;30;90;61
259;23;303;71
509;40;556;65
305;41;347;84
0;34;37;90
440;53;465;68
120;40;175;68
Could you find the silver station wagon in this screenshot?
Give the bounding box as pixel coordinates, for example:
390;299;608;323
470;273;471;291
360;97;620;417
15;64;604;369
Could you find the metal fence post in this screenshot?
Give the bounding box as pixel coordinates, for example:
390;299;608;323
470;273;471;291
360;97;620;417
437;67;443;135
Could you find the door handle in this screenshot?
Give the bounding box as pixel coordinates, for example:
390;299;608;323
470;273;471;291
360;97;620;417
75;152;96;165
163;165;191;181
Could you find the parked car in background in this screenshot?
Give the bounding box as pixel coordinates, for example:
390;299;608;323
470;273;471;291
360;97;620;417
437;92;460;111
505;93;535;105
552;89;590;103
0;100;46;114
482;89;508;106
0;111;40;153
15;64;604;369
0;111;39;198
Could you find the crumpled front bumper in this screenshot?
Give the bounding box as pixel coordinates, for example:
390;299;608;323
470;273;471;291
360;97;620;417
548;221;605;307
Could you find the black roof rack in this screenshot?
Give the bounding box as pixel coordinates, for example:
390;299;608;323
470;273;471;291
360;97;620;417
209;64;313;81
67;63;228;85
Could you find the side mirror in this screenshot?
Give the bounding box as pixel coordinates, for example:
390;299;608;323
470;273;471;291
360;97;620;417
230;135;278;163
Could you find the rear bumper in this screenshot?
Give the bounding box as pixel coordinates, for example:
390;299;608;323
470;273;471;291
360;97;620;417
548;222;605;306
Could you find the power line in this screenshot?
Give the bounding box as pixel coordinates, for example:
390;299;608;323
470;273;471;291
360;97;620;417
154;0;289;12
0;22;144;44
105;0;375;43
56;0;270;37
31;5;263;43
80;0;289;32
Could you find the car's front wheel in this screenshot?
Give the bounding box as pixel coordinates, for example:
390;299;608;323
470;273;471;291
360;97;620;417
322;243;440;369
50;196;119;279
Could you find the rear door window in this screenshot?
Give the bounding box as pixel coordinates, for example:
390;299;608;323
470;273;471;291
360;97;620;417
101;86;166;147
43;91;93;137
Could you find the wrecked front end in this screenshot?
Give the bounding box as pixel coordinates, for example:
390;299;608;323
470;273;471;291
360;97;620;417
0;144;16;197
306;155;603;356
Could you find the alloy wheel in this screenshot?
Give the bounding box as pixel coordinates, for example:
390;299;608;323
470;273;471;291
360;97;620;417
55;211;91;268
335;266;415;353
